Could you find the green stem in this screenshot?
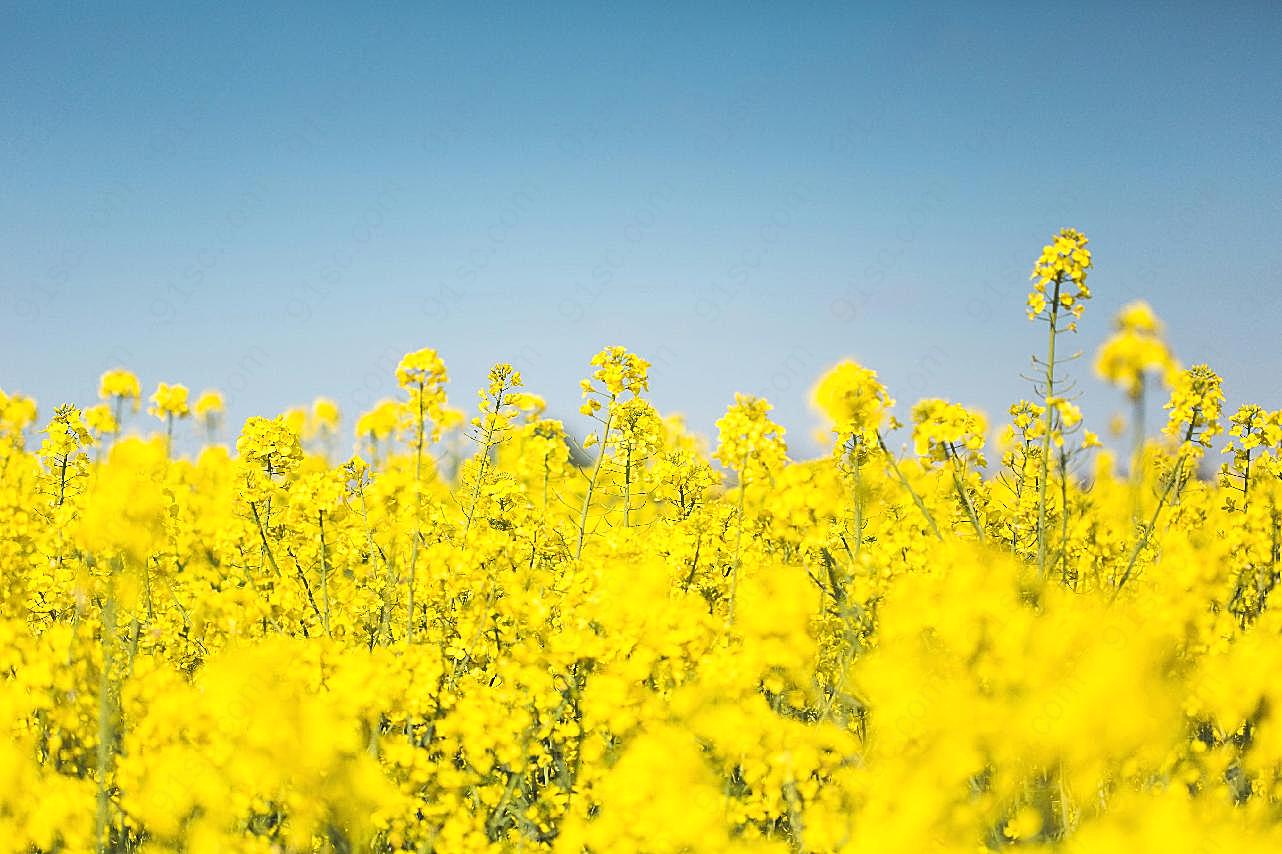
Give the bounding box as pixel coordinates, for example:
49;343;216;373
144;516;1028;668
112;397;123;448
946;444;984;542
1058;449;1070;582
623;449;633;528
318;511;331;636
1112;458;1182;598
406;535;420;644
1130;383;1145;522
464;389;504;536
1037;276;1062;576
408;383;427;643
727;451;750;625
1113;420;1199;598
575;403;615;559
877;432;942;540
94;574;118;852
851;446;864;558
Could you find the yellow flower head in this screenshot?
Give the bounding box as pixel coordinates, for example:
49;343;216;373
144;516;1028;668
148;382;190;420
309;397;341;435
580;346;650;416
99;368;142;410
512;417;571;483
193;389;225;418
1094;300;1179;398
714;393;787;481
236;415;303;476
355;399;401;441
810;359;894;451
612;397;663;459
1163;364;1224;455
509;391;546;418
484;363;521;398
282;406;307;438
1116;300;1161;334
1008;400;1046;438
395;347;451;444
911;398;987;466
40;404;95;459
395;347;448;392
1220;405;1282;488
1027;227;1093;323
469;363;524;439
0;388;39;435
83;403;119;436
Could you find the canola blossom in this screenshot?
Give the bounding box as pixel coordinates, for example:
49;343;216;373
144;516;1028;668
4;232;1282;852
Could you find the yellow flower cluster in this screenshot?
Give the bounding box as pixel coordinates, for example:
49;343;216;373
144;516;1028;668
1164;363;1225;456
396;347;451;448
1222;405;1282;508
193;390;225;418
0;389;39;436
98;370;142;411
4;234;1282;852
910;398;987;466
147;382;190;420
1094;300;1180;398
809;359;894;453
714;393;788;484
579;345;650;417
1027;227;1092;324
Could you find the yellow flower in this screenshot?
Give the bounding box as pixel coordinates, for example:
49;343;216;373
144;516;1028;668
148;382;190;419
355;399;401;441
83;403;119;436
810;359;894;452
236;414;303;476
1095;300;1179;397
193;390;225;418
1027;227;1093;322
99;368;142;410
0;388;39;435
714;393;787;482
1163;363;1224;455
395;347;448;391
580;345;649;417
396;347;451;445
911;398;987;466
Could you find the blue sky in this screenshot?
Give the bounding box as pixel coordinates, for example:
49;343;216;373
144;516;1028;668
3;2;1280;455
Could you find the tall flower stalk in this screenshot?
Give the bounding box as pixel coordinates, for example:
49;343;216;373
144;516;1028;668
147;382;190;458
395;348;449;643
462;364;523;535
811;360;897;551
1114;364;1223;596
574;347;650;558
1026;229;1093;576
1094;300;1179;519
714;393;786;624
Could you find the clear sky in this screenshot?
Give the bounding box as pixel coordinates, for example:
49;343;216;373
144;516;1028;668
3;2;1280;455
